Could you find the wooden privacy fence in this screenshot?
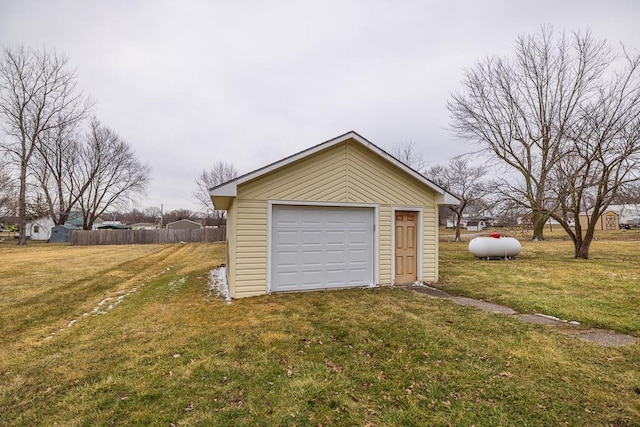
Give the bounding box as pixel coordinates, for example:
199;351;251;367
70;228;226;245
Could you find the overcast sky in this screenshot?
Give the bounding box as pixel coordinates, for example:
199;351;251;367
1;0;638;212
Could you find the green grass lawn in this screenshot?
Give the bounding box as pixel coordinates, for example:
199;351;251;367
437;239;640;335
0;242;639;425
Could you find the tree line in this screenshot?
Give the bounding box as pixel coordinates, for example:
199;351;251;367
0;46;151;244
6;27;637;261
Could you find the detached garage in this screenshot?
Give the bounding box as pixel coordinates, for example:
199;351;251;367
210;131;458;299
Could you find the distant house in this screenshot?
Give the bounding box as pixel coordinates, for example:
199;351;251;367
24;212;104;241
166;219;203;230
578;210;619;231
66;213;104;229
607;204;640;227
466;220;486;232
131;222;158;230
25;217;55;240
446;219;467;229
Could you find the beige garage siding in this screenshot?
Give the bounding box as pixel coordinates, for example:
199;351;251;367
234;199;269;298
378;207;393;284
231;139;439;297
241;144;349;202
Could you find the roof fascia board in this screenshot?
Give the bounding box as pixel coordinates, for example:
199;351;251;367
210;181;238;197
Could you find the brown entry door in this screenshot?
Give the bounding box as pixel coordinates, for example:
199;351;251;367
395;211;417;284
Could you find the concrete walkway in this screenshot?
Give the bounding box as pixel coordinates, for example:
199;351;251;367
409;285;638;347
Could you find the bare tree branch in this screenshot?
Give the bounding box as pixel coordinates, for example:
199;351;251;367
390;141;427;173
193;161;237;222
0;158;17;218
76;117;151;230
31;120;83;225
425;158;488;242
0;46;91;243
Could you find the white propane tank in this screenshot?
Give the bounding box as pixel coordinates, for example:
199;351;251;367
468;233;521;260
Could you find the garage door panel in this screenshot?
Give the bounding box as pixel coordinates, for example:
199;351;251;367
274;209;298;225
271;205;374;292
326;250;345;263
302;269;322;284
275;229;297;243
275;271;298;287
326;229;345;242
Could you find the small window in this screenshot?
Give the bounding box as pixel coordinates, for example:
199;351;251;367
33;225;40;233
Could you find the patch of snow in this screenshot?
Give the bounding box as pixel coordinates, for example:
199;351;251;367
97;297;112;307
168;277;187;292
535;313;580;325
412;282;430;287
208;266;232;303
47;284;146;341
536;313;561;322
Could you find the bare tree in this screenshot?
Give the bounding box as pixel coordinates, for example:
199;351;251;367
194;161;237;223
0;46;90;244
425;157;487;242
31;121;85;226
549;51;640;258
76;118;151;230
448;27;611;241
448;27;640;258
143;206;162;223
488;198;526;227
0;159;17;218
390;140;427;172
104;206;162;225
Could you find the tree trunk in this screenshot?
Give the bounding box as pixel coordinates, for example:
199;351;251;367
454;213;463;242
573;226;595;259
17;160;28;246
574;232;594;259
531;211;546;241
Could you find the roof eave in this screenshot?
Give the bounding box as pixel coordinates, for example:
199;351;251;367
438;192;461;205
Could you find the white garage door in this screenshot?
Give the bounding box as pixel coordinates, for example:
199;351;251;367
271;205;374;292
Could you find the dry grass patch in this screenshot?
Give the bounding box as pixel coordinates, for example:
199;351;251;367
0;244;223;354
1;242;639;425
